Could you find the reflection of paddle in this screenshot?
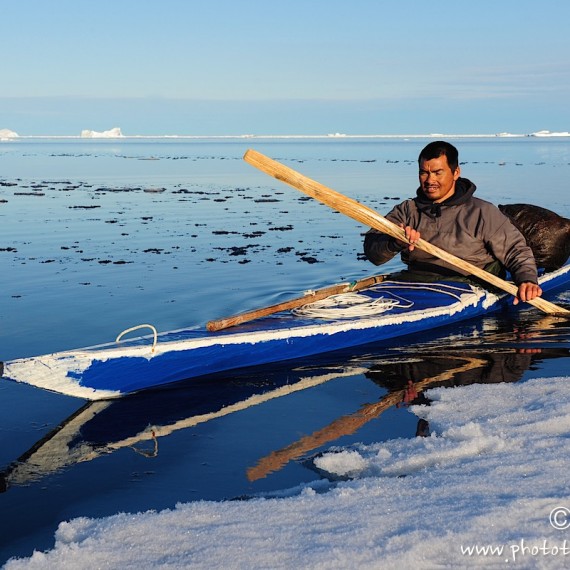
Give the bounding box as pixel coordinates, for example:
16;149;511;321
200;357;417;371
246;355;487;482
244;149;570;317
207;274;385;331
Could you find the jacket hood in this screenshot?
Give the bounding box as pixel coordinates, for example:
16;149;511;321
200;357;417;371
415;177;476;218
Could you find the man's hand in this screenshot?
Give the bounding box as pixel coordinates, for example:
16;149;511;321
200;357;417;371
399;225;420;251
514;282;543;305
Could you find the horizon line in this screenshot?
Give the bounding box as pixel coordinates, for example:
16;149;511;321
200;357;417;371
2;131;570;141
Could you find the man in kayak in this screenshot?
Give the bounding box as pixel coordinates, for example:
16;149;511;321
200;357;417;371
363;140;542;305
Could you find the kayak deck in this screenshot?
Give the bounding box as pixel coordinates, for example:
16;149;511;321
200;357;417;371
3;267;570;400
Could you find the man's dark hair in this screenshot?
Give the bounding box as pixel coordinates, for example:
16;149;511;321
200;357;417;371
418;141;459;172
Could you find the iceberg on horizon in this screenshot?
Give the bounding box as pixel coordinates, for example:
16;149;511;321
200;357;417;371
80;127;124;139
0;128;19;140
529;129;570;137
495;132;519;137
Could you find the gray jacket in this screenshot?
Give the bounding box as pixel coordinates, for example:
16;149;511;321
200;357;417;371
364;178;538;285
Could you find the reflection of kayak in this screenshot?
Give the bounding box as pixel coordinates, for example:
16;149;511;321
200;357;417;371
7;345;566;492
2;265;570;400
0;365;365;491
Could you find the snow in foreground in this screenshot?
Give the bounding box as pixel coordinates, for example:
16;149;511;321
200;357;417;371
7;376;570;569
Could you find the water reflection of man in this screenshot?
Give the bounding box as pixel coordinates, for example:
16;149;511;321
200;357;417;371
367;350;545;440
366;351;537;393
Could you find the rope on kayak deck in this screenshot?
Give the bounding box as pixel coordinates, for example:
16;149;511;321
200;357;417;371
291;282;471;320
292;291;412;319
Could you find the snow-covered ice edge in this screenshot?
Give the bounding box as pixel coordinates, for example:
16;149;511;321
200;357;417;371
6;375;570;569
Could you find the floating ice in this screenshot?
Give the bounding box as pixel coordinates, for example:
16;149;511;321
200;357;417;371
0;128;18;140
530;130;570;137
80;127;124;138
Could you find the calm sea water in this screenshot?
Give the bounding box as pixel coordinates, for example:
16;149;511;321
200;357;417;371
1;137;570;563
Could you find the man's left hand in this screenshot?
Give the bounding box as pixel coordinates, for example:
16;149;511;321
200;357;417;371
513;282;543;305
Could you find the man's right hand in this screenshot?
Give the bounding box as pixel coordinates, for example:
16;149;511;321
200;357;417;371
399;225;421;251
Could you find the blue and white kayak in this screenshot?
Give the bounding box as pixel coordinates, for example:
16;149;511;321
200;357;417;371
3;265;570;400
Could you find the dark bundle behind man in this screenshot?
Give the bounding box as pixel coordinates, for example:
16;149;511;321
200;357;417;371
363;141;542;305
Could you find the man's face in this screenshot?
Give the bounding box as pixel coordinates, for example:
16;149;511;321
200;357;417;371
418;155;460;203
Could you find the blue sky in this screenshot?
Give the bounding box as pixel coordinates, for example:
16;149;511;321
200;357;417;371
3;0;570;135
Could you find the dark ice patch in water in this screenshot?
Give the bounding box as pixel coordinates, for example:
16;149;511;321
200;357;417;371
298;256;321;264
69;205;101;209
95;187;142;193
269;225;294;231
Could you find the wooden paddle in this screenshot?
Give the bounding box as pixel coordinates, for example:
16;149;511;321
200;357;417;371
243;149;570;317
206;274;386;331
